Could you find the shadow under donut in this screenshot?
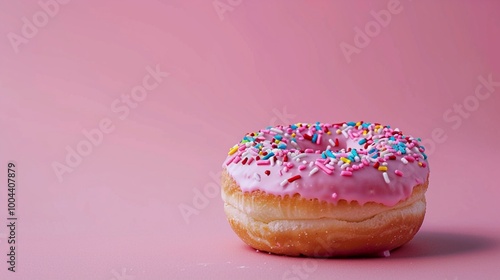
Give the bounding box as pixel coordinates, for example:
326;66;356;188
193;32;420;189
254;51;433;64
391;230;500;258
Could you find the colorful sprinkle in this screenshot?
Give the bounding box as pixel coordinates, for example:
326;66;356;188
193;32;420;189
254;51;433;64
383;172;390;184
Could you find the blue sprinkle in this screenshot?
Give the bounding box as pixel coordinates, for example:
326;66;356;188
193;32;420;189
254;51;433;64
275;135;282;140
316;125;321;131
278;143;287;149
312;134;318;143
371;154;379;159
422;152;428;160
351;149;359;157
291;138;297;142
291;124;297;129
387;125;391;128
321;152;327;159
326;150;336;158
348;156;355;162
347;121;356;126
389;136;395;141
368;148;376;154
417;137;422;142
358;138;367;145
262;152;274;160
362;122;370;128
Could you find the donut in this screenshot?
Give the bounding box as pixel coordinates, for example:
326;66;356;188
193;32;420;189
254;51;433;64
221;121;430;257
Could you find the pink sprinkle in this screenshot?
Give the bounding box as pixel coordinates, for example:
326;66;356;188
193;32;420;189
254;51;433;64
395;170;403;176
315;150;321;154
421;162;427;167
233;156;241;164
247;157;254;165
352;165;359;170
305;149;314;153
405;156;415;162
382;250;390;257
315;161;333;175
257;160;270;165
286;162;294;168
341;170;352;176
316;134;322;144
332;193;338;199
361;159;369;165
225;155;237;166
238;145;246;151
316;158;327;164
298;165;306;171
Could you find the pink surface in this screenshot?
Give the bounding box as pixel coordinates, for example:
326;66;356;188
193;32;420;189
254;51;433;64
1;0;499;279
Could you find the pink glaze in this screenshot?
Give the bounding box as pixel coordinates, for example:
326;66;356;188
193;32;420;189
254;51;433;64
223;122;429;206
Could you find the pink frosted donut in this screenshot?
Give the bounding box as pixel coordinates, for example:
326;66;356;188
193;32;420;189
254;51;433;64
221;121;430;257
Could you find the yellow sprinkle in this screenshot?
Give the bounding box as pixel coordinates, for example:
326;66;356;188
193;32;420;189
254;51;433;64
418;162;423;167
363;130;367;135
356;122;361;126
327;131;331;135
378;166;388;172
275;140;280;144
291;133;296;137
228;145;238;155
336;129;342;134
340;157;351;164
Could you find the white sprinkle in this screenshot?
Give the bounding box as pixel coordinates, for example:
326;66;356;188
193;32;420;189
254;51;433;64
328;139;336;147
302;160;307;165
382;162;388;166
309;161;314;167
253;173;261;182
270;157;275;166
245;142;252;147
341;163;349;169
309;167;319;176
326;164;335;170
280;179;288;187
383;172;390;184
277;160;283;166
342;130;348;138
354;156;360;162
271;128;284;134
413;147;420;153
401;158;408;164
291;141;300;149
293;154;307;160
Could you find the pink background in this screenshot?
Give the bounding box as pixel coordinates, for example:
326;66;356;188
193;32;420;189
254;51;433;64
1;0;500;279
